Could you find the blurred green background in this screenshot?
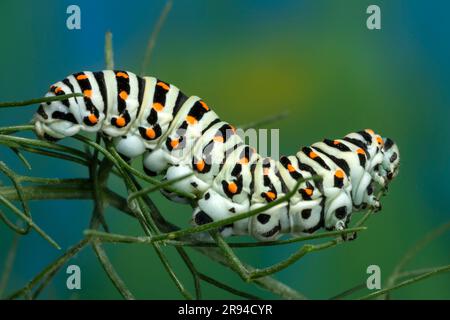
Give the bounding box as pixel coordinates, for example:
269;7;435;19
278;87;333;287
0;0;449;299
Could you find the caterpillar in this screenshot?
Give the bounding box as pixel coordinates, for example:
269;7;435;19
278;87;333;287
34;70;400;241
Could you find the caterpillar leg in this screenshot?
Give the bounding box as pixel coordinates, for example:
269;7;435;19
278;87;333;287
161;164;209;203
289;198;323;235
192;189;250;238
249;203;289;241
324;191;353;231
114;135;146;159
142;148;172;176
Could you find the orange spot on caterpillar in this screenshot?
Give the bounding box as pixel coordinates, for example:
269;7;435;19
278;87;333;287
333;140;340;145
196;159;205;172
309;151;318;159
228;182;238;194
213;136;224;143
76;74;88;80
263;168;270;176
157;81;170;91
88;114;98;124
170;138;179;149
356;148;365;155
83;90;92;98
376;136;383;145
365;129;375;135
265;191;276;200
186;115;197;125
116;72;129;79
239;157;249;164
199;100;209;111
115;117;126;127
55;87;63;93
146;128;156;139
287;164;296;172
119;91;128;100
153;102;164;112
335;169;344;179
304;188;313;196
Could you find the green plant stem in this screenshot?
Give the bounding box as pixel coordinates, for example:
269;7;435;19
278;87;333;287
240;110;290;130
92;241;135;300
84;227;365;248
0;233;20;298
0;194;60;249
193;245;307;300
0;161;32;234
10;147;32;170
6;238;90;299
149;177;315;243
0;183;134;217
127;173;193;203
141;0;173;74
384;220;450;299
0;124;35;134
0;93;83;108
105;31;114;69
359;264;450;300
175;247;202;300
0;134;88;159
329;282;367;300
198;272;261;300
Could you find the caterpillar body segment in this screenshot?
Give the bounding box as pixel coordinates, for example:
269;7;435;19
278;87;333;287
34;70;400;241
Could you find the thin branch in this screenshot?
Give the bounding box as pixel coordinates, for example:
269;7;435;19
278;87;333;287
0;183;134;217
330;283;367;300
6;238;90;299
359;264;450;300
10;148;32;170
0;93;83;108
198;272;261;300
0;194;60;249
0;233;20;297
92;241;135;300
384;220;450;299
193;245;307;300
175;247;202;300
240;110;290;130
105;31;114;70
127;173;193;203
148;176;320;242
141;0;173;74
84;226;366;248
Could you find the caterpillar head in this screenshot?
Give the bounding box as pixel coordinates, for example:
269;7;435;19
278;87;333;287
34;85;81;141
381;137;400;184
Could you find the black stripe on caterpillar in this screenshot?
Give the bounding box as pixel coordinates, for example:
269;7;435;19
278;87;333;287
34;70;400;241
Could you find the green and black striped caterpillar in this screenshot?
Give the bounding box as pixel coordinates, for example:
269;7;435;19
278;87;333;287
34;70;400;241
